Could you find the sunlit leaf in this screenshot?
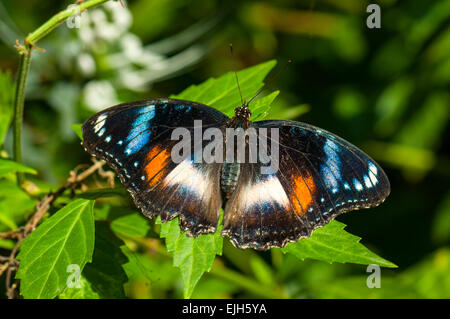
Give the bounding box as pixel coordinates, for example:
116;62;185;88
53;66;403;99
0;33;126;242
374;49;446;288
16;199;95;299
157;217;223;298
281;220;397;268
250;90;279;121
172;60;277;117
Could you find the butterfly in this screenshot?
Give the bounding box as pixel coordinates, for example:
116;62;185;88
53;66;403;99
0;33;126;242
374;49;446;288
81;98;390;250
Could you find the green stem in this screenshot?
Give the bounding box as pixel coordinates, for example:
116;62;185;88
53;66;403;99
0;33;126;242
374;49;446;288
13;50;31;185
25;0;111;45
12;0;110;186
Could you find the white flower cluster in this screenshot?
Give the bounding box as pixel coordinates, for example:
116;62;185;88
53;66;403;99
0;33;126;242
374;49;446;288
73;1;212;111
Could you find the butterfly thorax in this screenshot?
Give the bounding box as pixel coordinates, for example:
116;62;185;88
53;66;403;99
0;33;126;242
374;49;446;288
234;104;251;120
220;104;252;199
228;104;251;129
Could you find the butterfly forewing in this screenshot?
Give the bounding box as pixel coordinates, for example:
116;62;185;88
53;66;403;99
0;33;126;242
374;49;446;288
82;98;229;235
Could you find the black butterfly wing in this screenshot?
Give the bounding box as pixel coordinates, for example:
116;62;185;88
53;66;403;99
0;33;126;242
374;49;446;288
221;120;390;250
82;98;229;236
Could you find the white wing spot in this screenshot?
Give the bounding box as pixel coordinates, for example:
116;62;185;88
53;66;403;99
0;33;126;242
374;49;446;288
98;127;106;137
364;175;372;188
369;171;378;185
353;178;363;191
368;162;378;175
246;177;289;208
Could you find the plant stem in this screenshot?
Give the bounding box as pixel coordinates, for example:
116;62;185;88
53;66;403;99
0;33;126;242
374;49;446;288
25;0;111;45
12;0;111;186
12;50;31;186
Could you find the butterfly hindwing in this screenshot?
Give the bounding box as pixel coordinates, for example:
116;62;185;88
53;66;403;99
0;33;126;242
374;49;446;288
222;120;390;250
221;161;312;250
82;98;229;236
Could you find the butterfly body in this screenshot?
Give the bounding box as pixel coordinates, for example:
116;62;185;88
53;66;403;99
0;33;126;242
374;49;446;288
221;161;241;199
82;98;390;250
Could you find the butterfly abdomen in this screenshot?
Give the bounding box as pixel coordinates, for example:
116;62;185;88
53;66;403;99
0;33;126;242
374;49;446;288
221;162;241;199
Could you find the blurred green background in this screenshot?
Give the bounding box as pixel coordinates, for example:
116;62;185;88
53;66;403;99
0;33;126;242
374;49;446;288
0;0;449;298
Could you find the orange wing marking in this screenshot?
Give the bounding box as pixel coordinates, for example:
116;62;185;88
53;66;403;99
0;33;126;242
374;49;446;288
144;145;170;187
290;172;316;215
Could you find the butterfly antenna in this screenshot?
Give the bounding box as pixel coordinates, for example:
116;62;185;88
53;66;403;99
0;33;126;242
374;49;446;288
230;43;245;106
247;59;292;105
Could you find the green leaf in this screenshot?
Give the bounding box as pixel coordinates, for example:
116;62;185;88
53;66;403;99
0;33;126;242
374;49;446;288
80;222;128;298
171;60;277;117
0;70;14;147
157;217;223;298
71;123;83;140
281;220;397;268
16;199;96;299
250;90;280;121
59;275;100;299
111;213;151;238
0;158;37;177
